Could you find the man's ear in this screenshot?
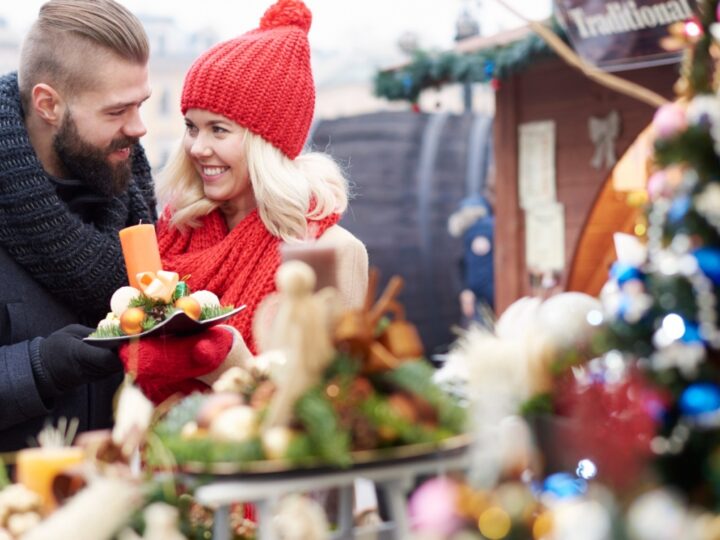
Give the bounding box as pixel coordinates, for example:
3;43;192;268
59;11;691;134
30;83;65;126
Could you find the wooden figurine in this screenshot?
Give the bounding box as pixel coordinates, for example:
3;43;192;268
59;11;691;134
254;261;339;430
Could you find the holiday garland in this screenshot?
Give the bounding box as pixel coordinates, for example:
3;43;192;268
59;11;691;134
373;19;564;104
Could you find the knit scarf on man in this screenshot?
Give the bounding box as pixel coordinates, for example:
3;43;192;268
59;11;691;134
158;208;339;352
0;72;157;323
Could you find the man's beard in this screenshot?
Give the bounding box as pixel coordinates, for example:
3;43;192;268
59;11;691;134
52;111;138;197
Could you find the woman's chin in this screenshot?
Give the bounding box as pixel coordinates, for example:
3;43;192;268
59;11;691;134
203;188;226;203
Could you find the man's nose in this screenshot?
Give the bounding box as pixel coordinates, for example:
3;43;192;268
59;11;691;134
123;108;147;139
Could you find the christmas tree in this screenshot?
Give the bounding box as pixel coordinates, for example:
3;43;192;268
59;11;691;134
412;2;720;538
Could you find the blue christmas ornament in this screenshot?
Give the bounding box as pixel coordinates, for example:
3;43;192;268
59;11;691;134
680;383;720;416
616;294;632;320
667;195;691;223
484;60;495;78
681;321;703;343
542;472;587;499
694;247;720;285
610;261;644;286
402;74;414;94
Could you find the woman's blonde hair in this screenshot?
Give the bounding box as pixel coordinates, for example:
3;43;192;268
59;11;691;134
157;128;349;242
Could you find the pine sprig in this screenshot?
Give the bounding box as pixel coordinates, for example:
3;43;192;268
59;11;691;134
360;392;439;445
128;294;168;313
374;19;564;103
149;435;264;467
200;305;235;321
520;392;553;417
152;394;266;466
0;459;9;490
323;352;361;380
655;125;720;177
295;388;352;467
382;360;467;434
88;323;124;338
141;317;158;332
155;393;206;435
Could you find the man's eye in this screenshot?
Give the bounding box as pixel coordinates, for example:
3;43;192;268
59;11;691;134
108;110;125;116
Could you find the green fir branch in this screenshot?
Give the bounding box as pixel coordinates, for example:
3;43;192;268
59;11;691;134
360;392;439;444
0;459;9;489
520;392;553;417
295;388;352;467
200;305;235;321
374;18;564;103
382;360;467;434
128;294;168;312
141;317;158;331
88;323;124;338
323;352;361;380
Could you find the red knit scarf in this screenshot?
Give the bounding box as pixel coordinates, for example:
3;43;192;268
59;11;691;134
157;208;340;352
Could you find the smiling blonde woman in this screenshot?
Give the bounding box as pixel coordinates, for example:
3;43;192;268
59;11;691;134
119;0;368;405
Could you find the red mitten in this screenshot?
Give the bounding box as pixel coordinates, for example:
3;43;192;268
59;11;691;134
119;327;234;404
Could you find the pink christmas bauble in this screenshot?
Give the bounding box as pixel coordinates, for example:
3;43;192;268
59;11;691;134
646;171;668;201
408;477;462;536
652;103;686;139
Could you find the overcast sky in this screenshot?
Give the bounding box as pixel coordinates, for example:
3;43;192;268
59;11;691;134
4;1;552;85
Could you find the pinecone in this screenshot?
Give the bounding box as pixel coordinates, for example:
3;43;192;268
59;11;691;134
329;384;379;451
149;305;167;323
350;415;379;450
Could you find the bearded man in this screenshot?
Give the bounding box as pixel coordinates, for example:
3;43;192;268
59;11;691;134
0;0;156;450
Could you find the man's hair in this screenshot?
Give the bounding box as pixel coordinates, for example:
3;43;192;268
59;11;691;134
18;0;149;109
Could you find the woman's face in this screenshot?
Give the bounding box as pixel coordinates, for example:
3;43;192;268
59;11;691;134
183;108;253;207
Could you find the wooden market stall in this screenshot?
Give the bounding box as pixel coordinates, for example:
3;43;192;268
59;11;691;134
493;56;677;311
375;2;698;315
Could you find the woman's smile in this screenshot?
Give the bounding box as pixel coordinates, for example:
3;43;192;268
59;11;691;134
198;165;230;182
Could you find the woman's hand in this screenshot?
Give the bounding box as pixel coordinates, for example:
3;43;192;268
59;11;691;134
118;326;235;404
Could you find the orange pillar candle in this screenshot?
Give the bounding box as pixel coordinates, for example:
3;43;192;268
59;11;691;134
119;224;162;289
16;446;84;513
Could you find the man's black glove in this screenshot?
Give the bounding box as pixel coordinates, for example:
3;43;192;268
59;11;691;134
32;324;121;399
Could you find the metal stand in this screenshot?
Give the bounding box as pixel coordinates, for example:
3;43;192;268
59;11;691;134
194;449;469;539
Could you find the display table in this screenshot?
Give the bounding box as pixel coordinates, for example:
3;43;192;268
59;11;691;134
193;439;472;540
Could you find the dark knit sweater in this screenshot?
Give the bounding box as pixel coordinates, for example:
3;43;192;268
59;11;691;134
0;72;157;322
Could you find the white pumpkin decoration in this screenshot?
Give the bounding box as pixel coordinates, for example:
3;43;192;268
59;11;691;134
209;405;258;443
190;290;221;308
110;286;142;317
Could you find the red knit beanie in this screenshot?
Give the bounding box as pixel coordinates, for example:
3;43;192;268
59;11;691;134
181;0;314;159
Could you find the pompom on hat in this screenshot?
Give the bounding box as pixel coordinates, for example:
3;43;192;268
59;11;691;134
181;0;314;159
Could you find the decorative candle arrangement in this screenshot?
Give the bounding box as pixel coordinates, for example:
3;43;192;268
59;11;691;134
15;420;84;514
89;225;235;339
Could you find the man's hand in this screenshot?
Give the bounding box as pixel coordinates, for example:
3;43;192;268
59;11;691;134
37;324;122;397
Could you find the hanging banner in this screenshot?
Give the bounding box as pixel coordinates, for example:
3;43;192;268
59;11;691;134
554;0;700;71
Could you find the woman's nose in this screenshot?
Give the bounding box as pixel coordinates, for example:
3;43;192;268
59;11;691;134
190;135;212;157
